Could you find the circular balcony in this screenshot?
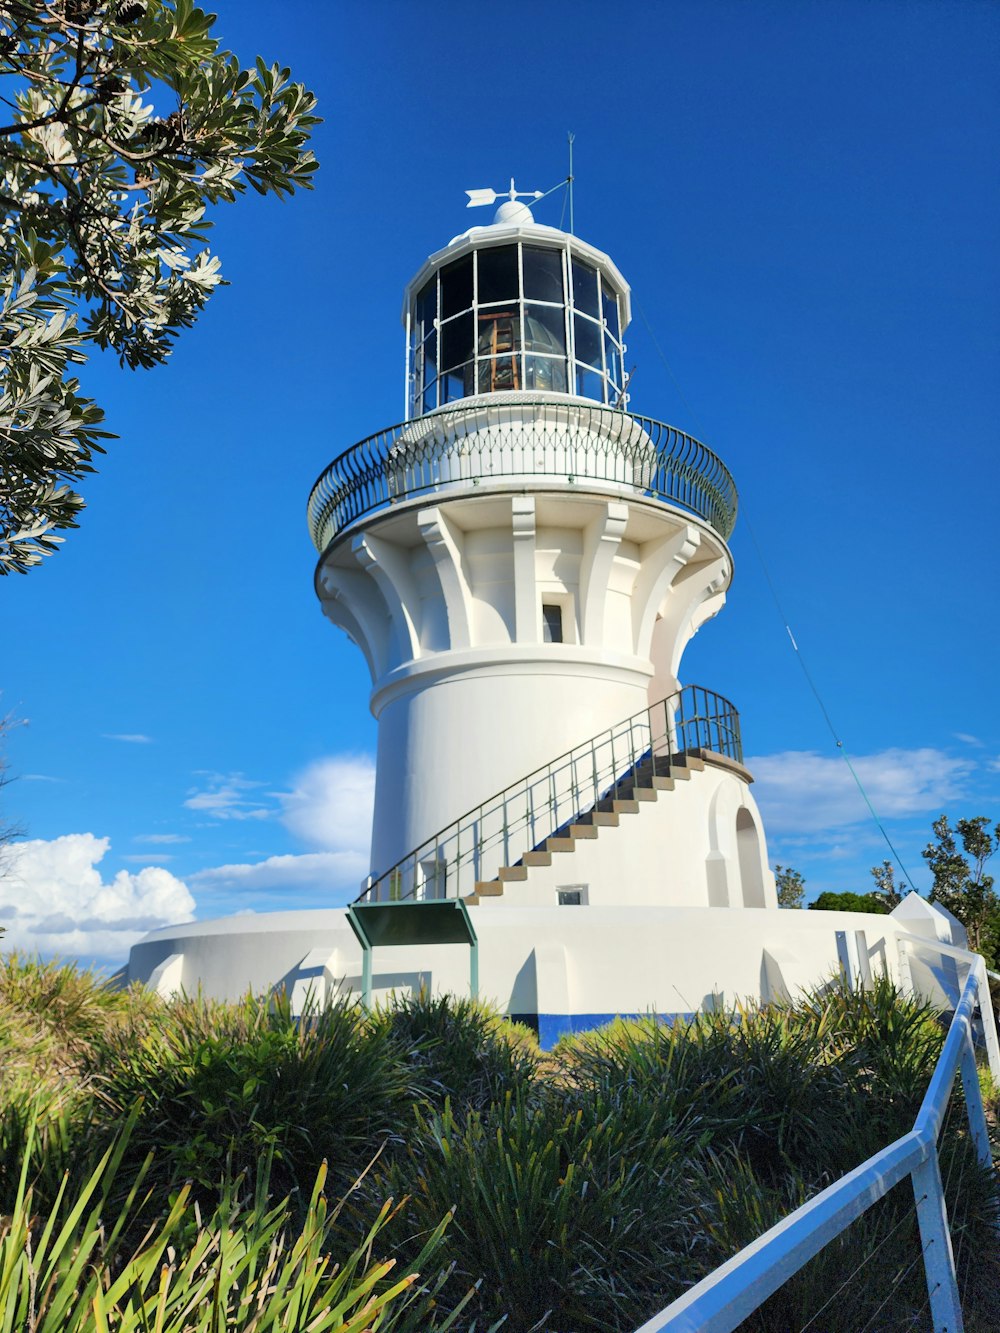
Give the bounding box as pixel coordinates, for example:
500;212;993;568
307;395;738;556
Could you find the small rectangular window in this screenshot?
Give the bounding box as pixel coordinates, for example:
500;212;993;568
557;886;588;906
542;604;563;643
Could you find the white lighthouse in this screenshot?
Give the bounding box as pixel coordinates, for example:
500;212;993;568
133;191;954;1042
309;190;775;917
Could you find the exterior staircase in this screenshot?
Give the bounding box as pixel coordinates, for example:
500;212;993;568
465;751;708;903
356;688;740;909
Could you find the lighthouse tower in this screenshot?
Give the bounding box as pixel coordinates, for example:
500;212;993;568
138;190;962;1039
308;190;776;916
127;189;967;1040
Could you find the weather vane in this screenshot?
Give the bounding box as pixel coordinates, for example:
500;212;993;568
465;135;576;231
464;179;544;210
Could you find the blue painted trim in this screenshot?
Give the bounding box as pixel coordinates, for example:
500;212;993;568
535;1011;694;1050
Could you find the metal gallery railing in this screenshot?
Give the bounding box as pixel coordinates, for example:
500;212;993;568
308;397;738;554
357;684;742;906
636;934;1000;1333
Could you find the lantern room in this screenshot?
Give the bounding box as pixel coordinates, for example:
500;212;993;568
403;208;633;418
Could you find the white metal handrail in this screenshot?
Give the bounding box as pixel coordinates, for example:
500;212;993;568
636;941;999;1333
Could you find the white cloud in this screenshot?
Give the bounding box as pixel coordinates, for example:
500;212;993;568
184;773;271;821
953;733;983;748
190;850;367;898
103;733;153;744
181;755;376;909
279;755;375;852
747;747;974;835
0;834;195;961
134;833;190;845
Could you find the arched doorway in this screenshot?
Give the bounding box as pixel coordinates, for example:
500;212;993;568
736;807;766;908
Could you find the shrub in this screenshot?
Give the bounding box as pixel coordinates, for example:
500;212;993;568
0;952;159;1092
559;1006;853;1182
95;989;413;1205
382;1087;706;1331
0;1109;473;1333
371;989;540;1115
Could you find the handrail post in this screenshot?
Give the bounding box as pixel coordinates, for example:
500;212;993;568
958;1024;992;1170
911;1152;964;1332
897;936;914;998
975;958;1000;1082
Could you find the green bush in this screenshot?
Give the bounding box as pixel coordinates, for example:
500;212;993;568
0;960;996;1330
0;952;159;1093
95;989;413;1205
559;1005;853;1182
380;1086;707;1331
0;1108;475;1333
371;989;540;1115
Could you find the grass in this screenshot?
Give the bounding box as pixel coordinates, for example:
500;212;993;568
0;957;997;1330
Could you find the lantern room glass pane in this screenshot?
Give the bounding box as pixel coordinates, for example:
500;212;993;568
602;282;620;341
574;314;602;370
477;245;519;305
477;310;520;359
572;260;600;319
522;246;564;303
574;365;606;401
422;332;437;389
524;303;567;356
524;354;567;392
440;255;473;320
416;279;437;342
604;334;620;386
443;366;470;404
440;313;473;374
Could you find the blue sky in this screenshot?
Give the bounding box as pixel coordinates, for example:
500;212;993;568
2;0;998;964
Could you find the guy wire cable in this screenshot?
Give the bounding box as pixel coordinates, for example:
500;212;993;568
634;296;920;893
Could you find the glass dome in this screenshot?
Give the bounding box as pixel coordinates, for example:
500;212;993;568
406;236;627;417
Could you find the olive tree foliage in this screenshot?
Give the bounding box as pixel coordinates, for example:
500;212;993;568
923;815;1000;960
869;859;904;909
0;0;319;573
774;863;805;909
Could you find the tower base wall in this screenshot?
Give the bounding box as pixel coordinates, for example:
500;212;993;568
126;898;961;1049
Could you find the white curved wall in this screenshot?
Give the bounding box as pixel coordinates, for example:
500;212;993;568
370;657;650;873
319;478;731;873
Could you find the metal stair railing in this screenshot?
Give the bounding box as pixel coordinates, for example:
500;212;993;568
357;684;742;906
634;934;1000;1333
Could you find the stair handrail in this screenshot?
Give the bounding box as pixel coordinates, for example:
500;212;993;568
357;683;742;905
634;937;1000;1333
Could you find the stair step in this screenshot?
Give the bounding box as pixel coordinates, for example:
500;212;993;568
546;836;576;852
681;754;706;771
611;799;640;814
633;787;657;802
670;765;692;781
569;823;599;839
590;811;620;827
498;865;528;882
474;880;504;896
652;776;675;791
522;851;553;867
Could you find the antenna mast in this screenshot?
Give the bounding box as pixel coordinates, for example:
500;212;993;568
567;132;575;234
